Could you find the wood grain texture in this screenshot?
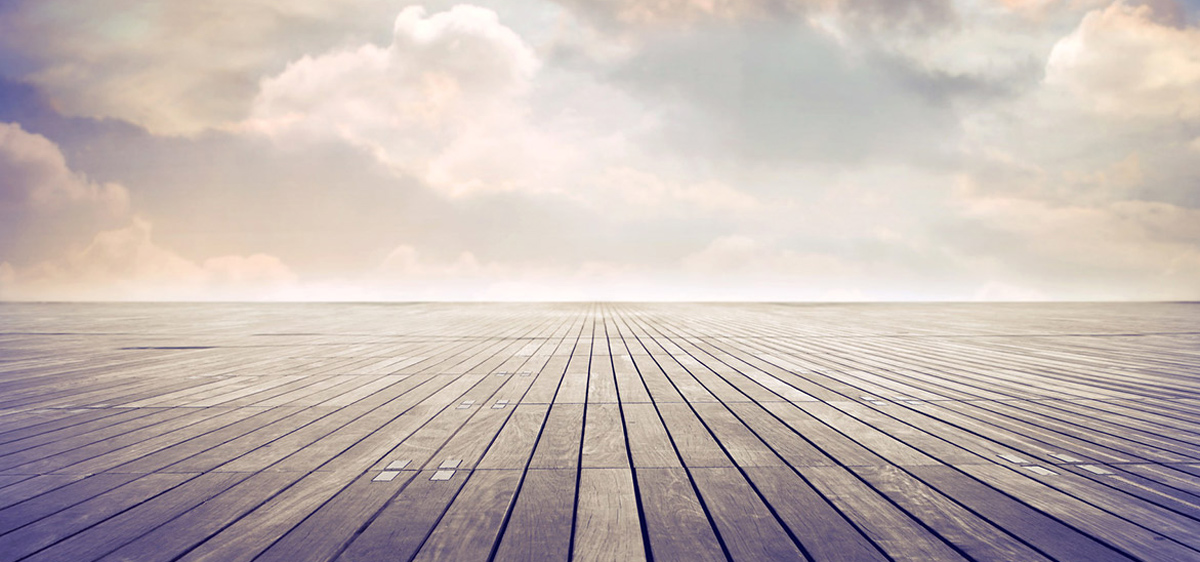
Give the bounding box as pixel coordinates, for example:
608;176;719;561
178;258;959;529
573;468;646;562
0;302;1197;562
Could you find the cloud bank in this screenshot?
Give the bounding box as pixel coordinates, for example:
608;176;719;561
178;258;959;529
0;0;1197;301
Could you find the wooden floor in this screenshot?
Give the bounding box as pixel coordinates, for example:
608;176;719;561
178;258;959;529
0;303;1198;562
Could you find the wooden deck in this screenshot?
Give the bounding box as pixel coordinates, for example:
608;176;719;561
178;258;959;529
0;302;1198;562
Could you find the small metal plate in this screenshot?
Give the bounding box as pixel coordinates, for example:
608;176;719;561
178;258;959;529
431;470;455;481
492;400;510;409
456;400;475;410
1079;464;1113;475
373;471;400;482
519;371;532;376
386;459;411;470
1050;453;1082;463
439;459;462;469
998;454;1028;464
1026;465;1057;476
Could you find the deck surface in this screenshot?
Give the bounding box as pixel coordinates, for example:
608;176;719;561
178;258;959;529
0;302;1198;562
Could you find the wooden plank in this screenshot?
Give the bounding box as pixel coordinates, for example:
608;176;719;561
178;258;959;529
629;355;686;403
0;302;1197;562
623;403;682;468
106;405;304;474
336;469;469;562
428;405;511;470
793;402;941;467
959;463;1199;561
53;406;267;475
573;468;646;562
611;353;653;403
0;473;192;561
907;465;1135;562
0;473;140;535
689;466;807;560
22;472;247;562
177;470;354;562
588;333;619;404
528;403;584;470
493;469;576;562
254;472;415;562
413;469;523;561
804;466;967;561
163;407;330;473
759;401;883;467
477;404;549;470
656;403;731;468
635;468;725;562
0;473;86;511
745;465;888;562
581;403;629;469
97;472;304;562
852;465;1053;561
692;402;785;468
523;355;569;404
726;402;835;467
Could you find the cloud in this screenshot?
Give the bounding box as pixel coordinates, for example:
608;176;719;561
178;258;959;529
954;2;1200;205
244;5;563;196
1;219;298;301
609;23;965;168
0;121;129;215
367;243;657;300
550;0;955;31
682;234;860;276
946;195;1200;299
244;4;684;206
0;125;296;300
380;244;496;280
587;167;759;214
3;0;1199;302
1046;1;1200;119
937;2;1200;300
673;234;928;300
0;121;131;264
971;280;1048;301
0;0;406;135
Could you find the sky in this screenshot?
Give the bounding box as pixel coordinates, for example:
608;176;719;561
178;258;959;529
0;0;1198;301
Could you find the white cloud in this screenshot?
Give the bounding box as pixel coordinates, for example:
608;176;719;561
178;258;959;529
380;244;495;279
0;122;129;217
4;0;1200;302
0;126;297;301
368;243;660;300
952;195;1200;298
244;5;567;196
551;0;954;30
587;167;759;214
682;235;861;277
1045;1;1200;120
972;280;1048;301
2;0;398;135
1;219;298;301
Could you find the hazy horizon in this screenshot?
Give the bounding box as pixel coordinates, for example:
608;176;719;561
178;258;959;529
3;0;1199;302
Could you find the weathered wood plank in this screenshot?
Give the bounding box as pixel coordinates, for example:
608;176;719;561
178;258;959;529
0;302;1196;562
573;467;646;562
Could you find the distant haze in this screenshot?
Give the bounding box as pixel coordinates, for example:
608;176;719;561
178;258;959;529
2;0;1198;301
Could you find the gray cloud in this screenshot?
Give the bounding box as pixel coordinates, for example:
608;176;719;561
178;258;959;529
609;23;966;171
1;1;1198;301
